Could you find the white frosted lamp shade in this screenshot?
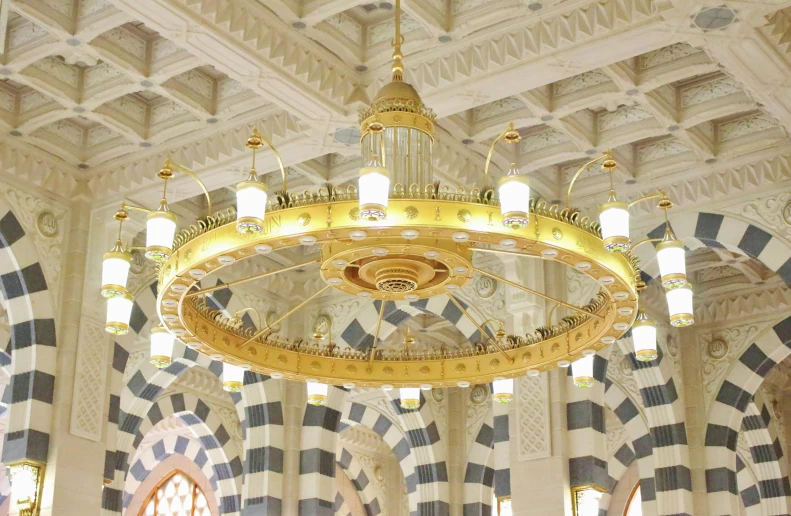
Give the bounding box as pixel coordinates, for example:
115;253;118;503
498;169;530;229
150;326;174;368
599;200;630;252
222;363;245;393
492;377;514;404
236;179;268;234
359;157;390;221
657;238;687;289
145;210;177;261
307;380;328;406
667;285;694;327
400;387;420;410
106;292;133;335
572;353;595;388
632;310;657;362
101;247;131;298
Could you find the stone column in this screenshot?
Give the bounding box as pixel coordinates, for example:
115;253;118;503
447;387;465;516
282;379;305;514
680;326;710;515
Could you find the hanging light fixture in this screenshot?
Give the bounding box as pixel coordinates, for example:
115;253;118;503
358;154;390;221
631;308;657;361
101;240;132;298
150;326;174;368
656;229;687;290
105;292;133;335
400;387;420;409
572;351;596;388
667;285;694;327
492;377;514;403
236;173;267;234
599;191;630;252
145;203;177;262
222;363;245;393
306;380;328;406
498;163;530;229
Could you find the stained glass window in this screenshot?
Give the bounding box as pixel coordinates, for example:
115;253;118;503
139;471;212;516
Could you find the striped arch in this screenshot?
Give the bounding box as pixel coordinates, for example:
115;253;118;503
337;297;493;350
334;492;352;516
338;401;420;514
124;435;221;505
390;391;450;515
124;392;242;513
604;377;658;516
337;447;382;516
739;399;790;514
463;406;495;516
299;386;347;515
748;390;787;480
0;209;56;465
599;440;636;514
704;316;791;515
736;454;763;516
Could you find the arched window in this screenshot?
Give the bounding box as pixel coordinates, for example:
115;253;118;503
139;471;211;516
624;483;642;516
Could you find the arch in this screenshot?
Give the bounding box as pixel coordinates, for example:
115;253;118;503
704;316;791;515
0;208;57;465
123;435;221;513
338;400;420;514
334;492;352;516
337;447;382;516
735;454;763;516
462;406;495;516
599;441;636;514
124;393;242;514
337;297;493;351
604;377;658;516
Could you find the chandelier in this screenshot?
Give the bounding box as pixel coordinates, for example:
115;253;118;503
100;0;693;407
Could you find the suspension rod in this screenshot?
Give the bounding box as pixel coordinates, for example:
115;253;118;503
185;259;321;297
369;299;388;366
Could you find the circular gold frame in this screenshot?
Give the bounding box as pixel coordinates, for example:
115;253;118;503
157;199;638;387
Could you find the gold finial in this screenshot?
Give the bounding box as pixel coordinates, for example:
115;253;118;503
503;122;521;144
246;127;264;149
158;158;174;180
392;0;404;82
403;326;415;351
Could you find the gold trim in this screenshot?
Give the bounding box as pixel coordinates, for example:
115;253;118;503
223;380;243;393
105;322;129;335
670;313;694;327
307;394;327;406
150;355;172;369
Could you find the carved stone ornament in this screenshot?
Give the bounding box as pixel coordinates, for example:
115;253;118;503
475;275;498;298
130;250;146;275
431;387;444;403
706;338;729;359
470;384;489;404
36;210;58;238
783;199;791;225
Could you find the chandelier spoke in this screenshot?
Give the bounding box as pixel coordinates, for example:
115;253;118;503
446;294;514;364
471;247;543;260
185;259;321;298
473;268;605;321
368;299;388;365
237;285;331;350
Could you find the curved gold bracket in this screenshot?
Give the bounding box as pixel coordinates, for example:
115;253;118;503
630;237;663;251
248;127;288;195
483;121;522;191
565;151;614;209
162;159;213;217
627;190;668;209
234;307;263;329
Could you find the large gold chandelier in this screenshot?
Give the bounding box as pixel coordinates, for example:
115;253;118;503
100;0;692;408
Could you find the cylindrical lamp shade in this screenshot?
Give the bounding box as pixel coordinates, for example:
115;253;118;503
105;292;133;335
358;157;390;221
307;380;328;406
667;285;694;327
631;309;657;362
599;200;630;252
145;210;177;261
101;246;131;298
572;353;595;388
236;179;268;234
400;387;420;410
492;377;514;403
657;238;687;289
150;326;174;368
222;363;245;393
498;166;530;229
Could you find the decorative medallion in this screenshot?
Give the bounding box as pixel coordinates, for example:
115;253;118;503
349;207;360;221
470;384;489;404
783;200;791;225
403;206;419;219
129;250;146;275
36;210;58;238
457;209;472;223
706;338;728;360
475;276;498;298
431;388;444;403
455;363;466;373
552;227;563;240
297;213;312;226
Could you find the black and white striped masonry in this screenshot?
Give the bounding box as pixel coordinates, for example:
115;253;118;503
337;447;382;515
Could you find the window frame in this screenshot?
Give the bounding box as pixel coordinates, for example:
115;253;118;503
623;482;642;516
137;469;209;516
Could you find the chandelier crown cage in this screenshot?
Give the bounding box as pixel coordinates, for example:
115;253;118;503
100;0;694;407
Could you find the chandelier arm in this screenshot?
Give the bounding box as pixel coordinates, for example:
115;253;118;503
471;247;541;260
565;151;613;209
483;126;509;192
446;294;514;363
545;302;561;326
184;259;322;298
121;204;151;214
237;285;331;350
234;307;263;330
627;191;667;209
630;237;663;251
368;299;388;366
474;268;605;321
252;132;288;195
167;161;213;218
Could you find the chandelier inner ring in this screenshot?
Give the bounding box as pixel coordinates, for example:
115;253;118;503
156;198;639;387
